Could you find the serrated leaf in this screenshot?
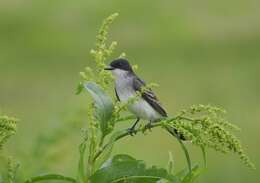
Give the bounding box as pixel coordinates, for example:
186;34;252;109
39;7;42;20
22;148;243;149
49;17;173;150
90;154;180;183
84;82;114;136
24;174;76;183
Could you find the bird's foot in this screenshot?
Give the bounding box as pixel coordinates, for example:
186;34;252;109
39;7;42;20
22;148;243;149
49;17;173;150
127;127;137;136
144;122;153;132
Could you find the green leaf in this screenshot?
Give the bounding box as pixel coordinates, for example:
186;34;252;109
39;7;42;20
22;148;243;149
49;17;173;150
175;165;204;183
95;131;126;170
76;82;84;95
84;82;114;136
90;154;180;183
24;174;76;183
181;166;204;183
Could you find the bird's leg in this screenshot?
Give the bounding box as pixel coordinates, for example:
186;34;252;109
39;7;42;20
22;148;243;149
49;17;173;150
144;121;153;131
127;118;140;136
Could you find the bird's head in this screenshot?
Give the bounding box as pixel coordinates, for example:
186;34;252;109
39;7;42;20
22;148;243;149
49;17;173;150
105;59;133;77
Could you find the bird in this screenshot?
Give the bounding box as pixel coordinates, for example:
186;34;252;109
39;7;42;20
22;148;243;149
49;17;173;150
105;58;185;139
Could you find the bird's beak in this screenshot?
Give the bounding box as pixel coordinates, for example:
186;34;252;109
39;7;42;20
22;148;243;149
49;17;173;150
104;65;114;70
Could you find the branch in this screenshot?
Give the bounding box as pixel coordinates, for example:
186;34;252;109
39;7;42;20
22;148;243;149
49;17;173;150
93;117;177;161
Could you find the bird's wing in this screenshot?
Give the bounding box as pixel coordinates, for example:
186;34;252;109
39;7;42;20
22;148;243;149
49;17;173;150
133;77;167;117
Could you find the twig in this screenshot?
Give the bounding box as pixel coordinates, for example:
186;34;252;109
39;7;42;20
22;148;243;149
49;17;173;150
93;117;179;161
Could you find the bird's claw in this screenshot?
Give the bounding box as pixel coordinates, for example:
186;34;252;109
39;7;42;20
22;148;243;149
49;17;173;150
127;128;137;136
144;123;153;131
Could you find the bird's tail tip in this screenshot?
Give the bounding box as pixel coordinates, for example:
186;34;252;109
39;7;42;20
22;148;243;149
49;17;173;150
165;126;187;141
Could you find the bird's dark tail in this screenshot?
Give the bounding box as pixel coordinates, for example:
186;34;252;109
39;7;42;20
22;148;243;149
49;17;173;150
165;126;186;141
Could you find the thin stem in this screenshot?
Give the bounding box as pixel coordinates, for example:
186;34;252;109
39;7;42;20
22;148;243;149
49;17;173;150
93;117;178;161
78;140;87;183
99;134;105;147
115;115;136;123
176;116;195;122
201;146;207;168
177;137;192;175
93;115;197;163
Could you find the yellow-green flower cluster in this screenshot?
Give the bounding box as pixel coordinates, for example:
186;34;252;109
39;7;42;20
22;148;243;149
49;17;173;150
77;13;120;93
77;13;124;177
0;115;18;150
163;104;255;169
7;157;19;183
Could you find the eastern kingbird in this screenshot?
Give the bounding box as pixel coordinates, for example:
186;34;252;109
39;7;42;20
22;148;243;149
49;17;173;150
105;58;185;139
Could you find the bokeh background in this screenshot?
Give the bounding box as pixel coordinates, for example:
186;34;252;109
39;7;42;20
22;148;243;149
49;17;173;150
0;0;259;182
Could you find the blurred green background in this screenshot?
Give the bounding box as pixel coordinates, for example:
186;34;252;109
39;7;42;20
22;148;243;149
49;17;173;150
0;0;259;182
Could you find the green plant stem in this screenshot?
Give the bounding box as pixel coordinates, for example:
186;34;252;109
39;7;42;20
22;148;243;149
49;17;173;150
93;117;177;161
78;140;87;183
115;115;136;123
201;146;207;168
99;134;106;147
177;137;192;175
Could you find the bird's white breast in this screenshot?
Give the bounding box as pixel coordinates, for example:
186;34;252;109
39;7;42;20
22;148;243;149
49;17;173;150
114;70;162;121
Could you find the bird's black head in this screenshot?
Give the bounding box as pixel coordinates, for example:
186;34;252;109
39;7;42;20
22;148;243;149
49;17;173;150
105;59;133;72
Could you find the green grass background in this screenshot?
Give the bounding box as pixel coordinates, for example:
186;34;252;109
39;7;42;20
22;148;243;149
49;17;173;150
0;0;259;182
